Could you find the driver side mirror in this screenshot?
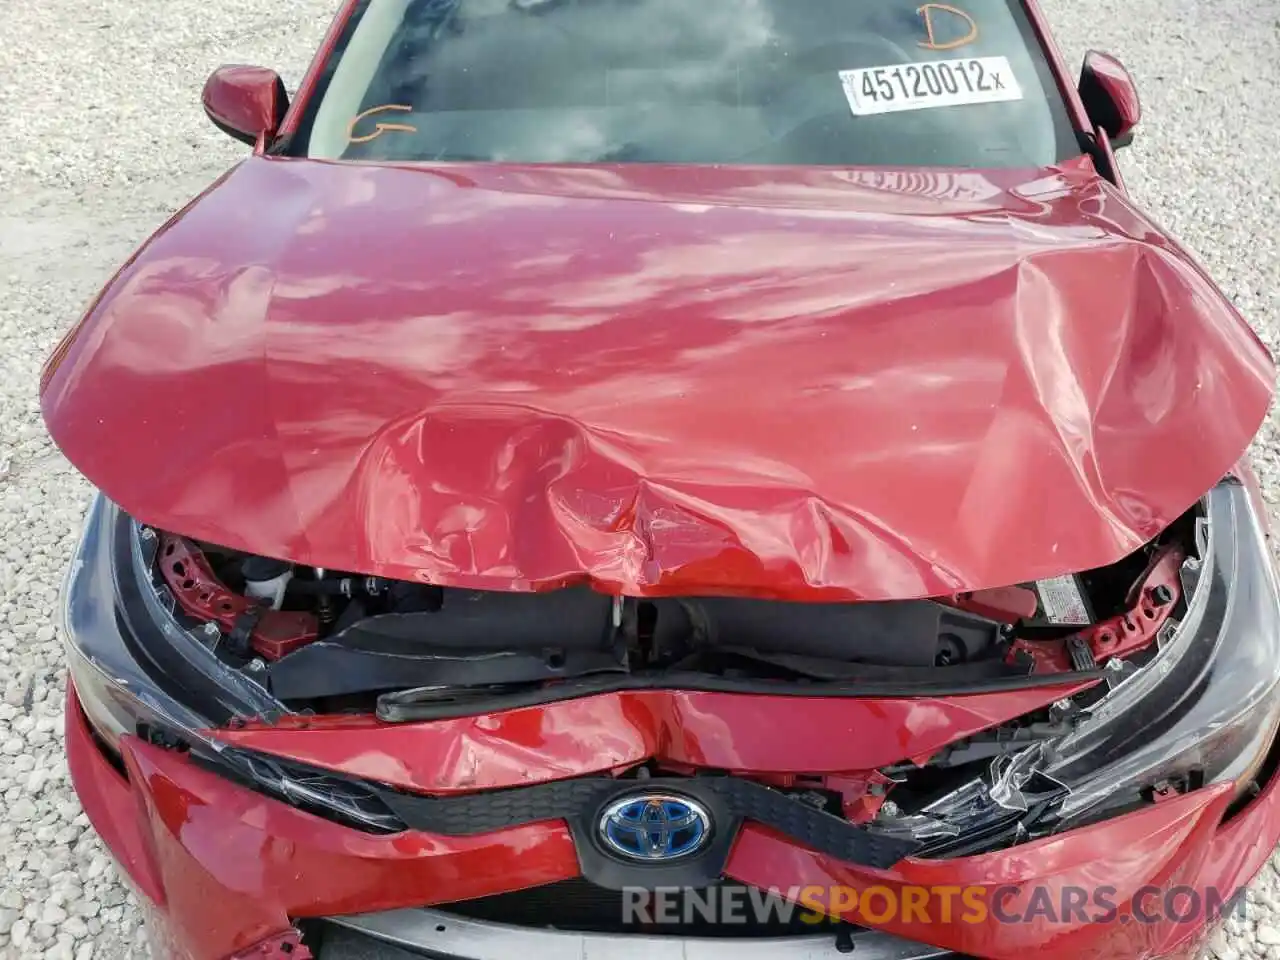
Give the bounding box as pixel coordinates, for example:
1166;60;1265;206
202;65;289;147
1078;51;1141;149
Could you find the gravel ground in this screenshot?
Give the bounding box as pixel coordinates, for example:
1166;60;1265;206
0;0;1277;958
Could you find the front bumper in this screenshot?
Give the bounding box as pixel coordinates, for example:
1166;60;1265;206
317;907;953;958
68;668;1279;960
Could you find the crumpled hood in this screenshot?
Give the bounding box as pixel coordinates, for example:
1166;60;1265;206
41;157;1274;601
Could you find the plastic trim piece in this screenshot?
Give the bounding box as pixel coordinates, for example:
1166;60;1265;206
376;664;1104;722
324;907;954;960
371;775;919;880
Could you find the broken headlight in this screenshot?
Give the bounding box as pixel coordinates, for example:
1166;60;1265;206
61;495;282;754
893;480;1280;853
61;497;400;833
1046;478;1280;819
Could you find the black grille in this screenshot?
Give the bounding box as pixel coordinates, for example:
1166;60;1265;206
312;926;423;960
439;878;855;936
374;775;918;869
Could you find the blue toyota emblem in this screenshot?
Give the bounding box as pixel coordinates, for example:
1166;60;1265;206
598;793;712;862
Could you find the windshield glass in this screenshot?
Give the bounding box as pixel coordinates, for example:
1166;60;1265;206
291;0;1078;168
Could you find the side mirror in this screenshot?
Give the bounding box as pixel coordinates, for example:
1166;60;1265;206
202;65;289;146
1078;51;1141;149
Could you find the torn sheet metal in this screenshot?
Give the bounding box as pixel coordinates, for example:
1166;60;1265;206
40;157;1274;601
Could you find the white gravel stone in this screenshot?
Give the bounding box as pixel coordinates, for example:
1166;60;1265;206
8;798;36;823
0;0;1276;959
0;909;21;936
10;919;30;951
61;917;89;941
68;902;98;922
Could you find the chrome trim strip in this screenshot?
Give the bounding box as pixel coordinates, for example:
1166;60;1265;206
328;907;953;959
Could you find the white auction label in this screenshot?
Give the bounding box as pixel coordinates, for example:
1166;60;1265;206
839;55;1023;116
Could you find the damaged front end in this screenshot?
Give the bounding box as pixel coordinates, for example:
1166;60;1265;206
62;474;1280;878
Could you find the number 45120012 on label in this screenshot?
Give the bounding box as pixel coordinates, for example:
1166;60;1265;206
839;55;1024;116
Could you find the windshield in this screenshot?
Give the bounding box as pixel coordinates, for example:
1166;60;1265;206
290;0;1078;168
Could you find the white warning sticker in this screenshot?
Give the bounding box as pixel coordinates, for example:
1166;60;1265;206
839;56;1023;117
1035;575;1092;626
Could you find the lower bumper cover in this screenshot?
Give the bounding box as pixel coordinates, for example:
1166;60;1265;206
67;680;1280;960
317;908;954;958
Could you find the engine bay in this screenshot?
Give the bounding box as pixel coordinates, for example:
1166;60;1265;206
148;501;1200;716
122;491;1261;859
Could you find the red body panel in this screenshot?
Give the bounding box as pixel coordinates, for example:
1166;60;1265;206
1081;51;1143;135
212;681;1094;792
39;157;1273;601
46;4;1280;957
200;65;287;142
729;788;1232;958
69;684;1279;960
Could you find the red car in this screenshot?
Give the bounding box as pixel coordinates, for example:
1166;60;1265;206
40;0;1280;957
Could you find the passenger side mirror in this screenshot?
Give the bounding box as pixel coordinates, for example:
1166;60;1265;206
202;65;290;146
1078;51;1141;149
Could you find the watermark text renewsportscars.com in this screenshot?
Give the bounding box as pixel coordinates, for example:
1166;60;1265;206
621;884;1247;927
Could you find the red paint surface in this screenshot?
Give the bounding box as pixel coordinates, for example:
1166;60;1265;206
212;681;1095;793
1082;50;1143;141
1008;544;1184;673
224;931;313;960
157;534;317;659
726;786;1233;958
39;157;1273;602
200;65;287;141
67;682;1280;960
66;687;579;960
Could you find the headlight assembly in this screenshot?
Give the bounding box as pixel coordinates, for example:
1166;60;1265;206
890;479;1280;854
1047;479;1280;818
61;495;282;756
62;480;1280;857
